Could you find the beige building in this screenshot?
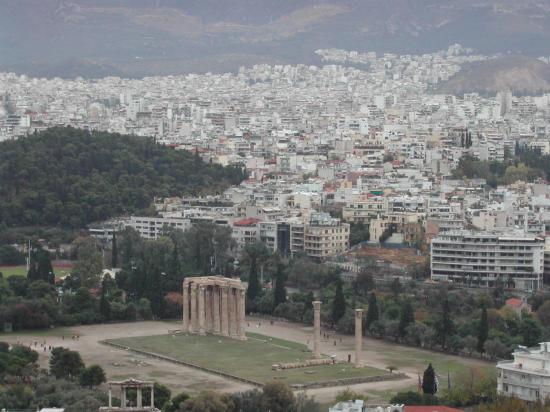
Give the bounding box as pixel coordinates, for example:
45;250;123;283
342;196;387;223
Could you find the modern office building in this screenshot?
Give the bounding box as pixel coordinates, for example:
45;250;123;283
431;230;545;291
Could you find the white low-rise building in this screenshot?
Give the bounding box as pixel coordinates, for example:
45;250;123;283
497;343;550;402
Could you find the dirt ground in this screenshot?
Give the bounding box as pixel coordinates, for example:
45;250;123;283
2;318;492;404
351;245;426;269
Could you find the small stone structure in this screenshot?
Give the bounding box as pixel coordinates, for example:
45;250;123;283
182;276;246;340
272;358;336;370
99;378;159;412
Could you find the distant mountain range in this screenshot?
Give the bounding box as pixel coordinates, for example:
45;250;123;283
1;0;550;78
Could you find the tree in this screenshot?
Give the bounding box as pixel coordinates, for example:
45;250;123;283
435;296;454;349
463;335;478;356
99;277;111;321
36;249;55;284
484;339;508;360
261;381;295;412
365;292;379;331
334;388;369;403
398;300;415;338
50;347;85;379
354;271;375;296
72;238;103;288
332;278;346;324
244;242;268;305
273;261;287;308
477;306;489;353
536;300;550;326
520;316;542;347
178;391;234;412
164;392;190;412
79;364;106;388
390;277;402;296
111;231;118;268
390;391;423;405
422;363;437;395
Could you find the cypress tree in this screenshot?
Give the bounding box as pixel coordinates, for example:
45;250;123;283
99;279;111;321
246;256;260;302
422;363;437;395
111;231;118;268
27;261;39;282
366;292;379;330
273;263;287;307
331;278;346;324
37;250;55;284
477;306;489;353
436;296;455;349
399;300;415;338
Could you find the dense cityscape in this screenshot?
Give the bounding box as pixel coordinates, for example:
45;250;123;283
2;2;550;412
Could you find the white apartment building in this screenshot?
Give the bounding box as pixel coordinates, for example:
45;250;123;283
431;230;545;291
342;196;387;223
128;216;192;239
497;343;550;402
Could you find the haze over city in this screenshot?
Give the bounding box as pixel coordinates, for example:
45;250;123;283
1;1;550;412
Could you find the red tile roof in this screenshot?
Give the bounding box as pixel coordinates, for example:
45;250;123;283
506;298;523;308
233;218;261;227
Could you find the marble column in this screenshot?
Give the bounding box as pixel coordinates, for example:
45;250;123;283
182;283;189;332
355;308;364;367
221;286;229;336
313;300;321;358
198;285;206;335
190;284;197;333
108;387;112;408
150;386;154;408
238;288;247;340
205;287;212;332
213;286;221;334
228;288;235;336
137;388;142;408
120;386;126;407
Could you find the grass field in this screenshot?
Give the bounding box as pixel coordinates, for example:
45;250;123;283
108;332;387;386
0;265;72;278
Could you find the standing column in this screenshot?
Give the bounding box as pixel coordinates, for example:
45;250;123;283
182;283;189;332
205;287;212;332
355;308;364;367
213;286;221;334
198;285;206;335
120;386;126;407
150;386;154;408
238;288;247;340
228;288;235;336
108;386;112;408
221;286;229;336
313;300;321;358
137;388;142;408
190;283;197;333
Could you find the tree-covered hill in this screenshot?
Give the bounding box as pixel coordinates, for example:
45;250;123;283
0;127;246;228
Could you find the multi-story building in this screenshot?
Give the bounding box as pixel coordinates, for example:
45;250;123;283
290;213;350;260
431;230;545;291
497;343;550;402
128;216;192;239
342;196;387;223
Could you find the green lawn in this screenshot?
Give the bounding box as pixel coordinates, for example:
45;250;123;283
108;333;387;386
0;265;72;278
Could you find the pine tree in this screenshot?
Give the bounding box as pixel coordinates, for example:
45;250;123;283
111;231;118;268
399;300;415;338
477;306;489;353
332;278;346;324
365;292;379;330
273;263;287;307
422;363;437;395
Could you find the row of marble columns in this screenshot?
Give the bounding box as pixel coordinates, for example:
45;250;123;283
183;280;246;340
312;301;364;367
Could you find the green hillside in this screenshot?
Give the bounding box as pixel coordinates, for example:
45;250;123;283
0;127;245;228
